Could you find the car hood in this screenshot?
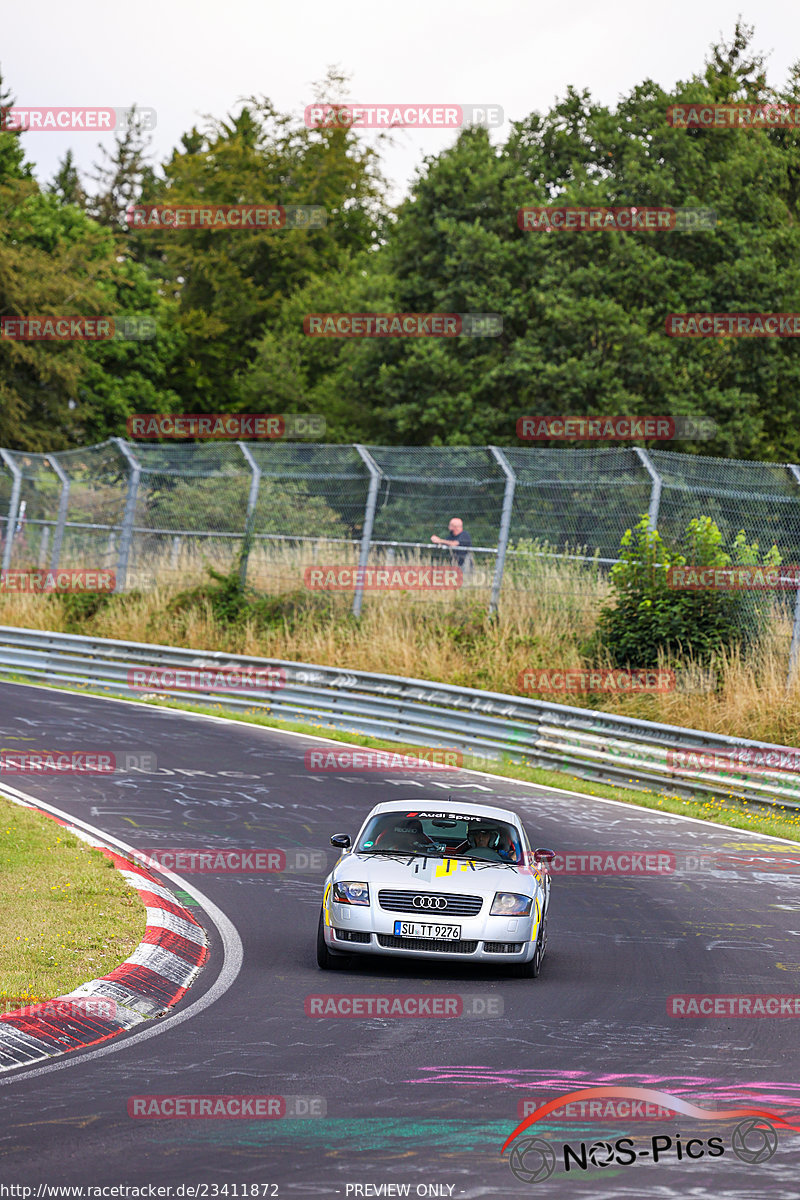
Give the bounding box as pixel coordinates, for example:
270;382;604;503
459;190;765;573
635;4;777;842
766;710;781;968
334;851;536;892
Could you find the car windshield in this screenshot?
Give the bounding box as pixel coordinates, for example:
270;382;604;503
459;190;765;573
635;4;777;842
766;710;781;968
355;812;524;864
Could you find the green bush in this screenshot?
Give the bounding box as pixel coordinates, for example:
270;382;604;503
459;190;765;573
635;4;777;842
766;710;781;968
165;567;342;633
57;589;144;633
57;590;114;632
590;515;781;667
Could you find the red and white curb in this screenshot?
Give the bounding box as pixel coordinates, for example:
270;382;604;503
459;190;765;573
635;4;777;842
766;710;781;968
0;806;208;1071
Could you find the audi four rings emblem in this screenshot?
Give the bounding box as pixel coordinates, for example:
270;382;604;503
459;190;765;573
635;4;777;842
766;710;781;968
413;895;448;909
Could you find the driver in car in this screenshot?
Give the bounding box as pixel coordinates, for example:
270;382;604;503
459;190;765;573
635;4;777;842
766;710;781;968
466;824;500;859
467;824;517;862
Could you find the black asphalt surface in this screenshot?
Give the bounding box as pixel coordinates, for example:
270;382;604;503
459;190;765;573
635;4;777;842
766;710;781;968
1;680;799;1199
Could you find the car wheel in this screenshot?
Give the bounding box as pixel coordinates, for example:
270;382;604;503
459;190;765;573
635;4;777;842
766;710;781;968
513;916;547;978
316;908;351;970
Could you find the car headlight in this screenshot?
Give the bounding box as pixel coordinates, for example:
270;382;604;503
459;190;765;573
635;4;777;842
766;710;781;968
491;891;532;917
332;881;370;906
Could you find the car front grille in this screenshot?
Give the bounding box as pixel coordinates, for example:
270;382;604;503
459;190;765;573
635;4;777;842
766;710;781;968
483;941;524;954
377;934;479;954
378;890;483;916
333;929;371;944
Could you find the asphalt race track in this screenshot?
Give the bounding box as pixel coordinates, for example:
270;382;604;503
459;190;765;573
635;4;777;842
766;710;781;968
1;681;799;1199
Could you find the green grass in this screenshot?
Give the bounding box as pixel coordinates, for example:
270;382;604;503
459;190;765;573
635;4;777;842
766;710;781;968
0;795;146;1008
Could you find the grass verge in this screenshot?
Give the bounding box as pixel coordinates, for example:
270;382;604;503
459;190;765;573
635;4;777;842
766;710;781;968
0;794;146;1009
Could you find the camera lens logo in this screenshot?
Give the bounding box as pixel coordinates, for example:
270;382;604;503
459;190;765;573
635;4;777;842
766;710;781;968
508;1137;556;1183
731;1118;778;1163
588;1140;615;1167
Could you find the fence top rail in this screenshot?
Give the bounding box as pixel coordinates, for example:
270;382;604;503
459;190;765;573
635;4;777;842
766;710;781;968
0;623;797;757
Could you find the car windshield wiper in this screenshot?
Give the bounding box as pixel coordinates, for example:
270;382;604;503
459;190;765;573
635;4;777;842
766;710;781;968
441;852;521;865
356;848;454;858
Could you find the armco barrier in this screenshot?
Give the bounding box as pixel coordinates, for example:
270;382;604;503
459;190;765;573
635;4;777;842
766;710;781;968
0;625;799;814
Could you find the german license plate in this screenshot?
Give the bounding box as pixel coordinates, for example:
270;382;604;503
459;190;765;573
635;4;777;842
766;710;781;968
394;921;461;939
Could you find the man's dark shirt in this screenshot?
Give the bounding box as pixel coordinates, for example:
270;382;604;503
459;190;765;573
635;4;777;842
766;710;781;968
446;529;472;567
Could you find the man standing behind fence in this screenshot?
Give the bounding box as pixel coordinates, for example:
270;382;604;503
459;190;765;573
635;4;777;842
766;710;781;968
431;517;473;578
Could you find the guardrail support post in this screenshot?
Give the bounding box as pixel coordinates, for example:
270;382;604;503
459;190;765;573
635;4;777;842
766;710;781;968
0;449;22;574
47;454;71;572
786;465;800;690
238;443;261;589
353;445;382;618
488;447;517;616
633;446;662;530
112;438;141;594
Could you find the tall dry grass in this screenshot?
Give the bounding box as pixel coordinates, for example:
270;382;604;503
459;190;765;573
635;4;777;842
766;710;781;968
1;546;799;747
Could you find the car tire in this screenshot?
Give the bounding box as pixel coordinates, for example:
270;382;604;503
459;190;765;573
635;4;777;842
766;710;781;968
513;916;547;978
316;908;351;970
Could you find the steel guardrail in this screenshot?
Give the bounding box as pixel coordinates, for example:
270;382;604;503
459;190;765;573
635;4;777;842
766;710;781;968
0;624;798;814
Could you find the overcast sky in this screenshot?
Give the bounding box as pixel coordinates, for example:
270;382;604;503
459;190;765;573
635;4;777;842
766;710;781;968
4;1;799;203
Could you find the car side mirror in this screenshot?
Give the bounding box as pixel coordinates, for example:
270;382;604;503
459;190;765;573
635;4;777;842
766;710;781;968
534;848;556;864
330;834;351;849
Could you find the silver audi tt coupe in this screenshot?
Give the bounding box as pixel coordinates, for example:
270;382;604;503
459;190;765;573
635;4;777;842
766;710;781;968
316;799;555;977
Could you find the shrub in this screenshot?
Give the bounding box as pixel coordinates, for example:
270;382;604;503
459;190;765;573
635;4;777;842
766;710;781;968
590;515;781;667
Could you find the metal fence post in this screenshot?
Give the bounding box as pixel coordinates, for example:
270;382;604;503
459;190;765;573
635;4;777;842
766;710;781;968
786;465;800;689
238;443;261;588
353;445;382;618
38;527;50;568
0;449;22;574
488;447;516;617
47;454;71;572
112;437;141;593
633;447;662;529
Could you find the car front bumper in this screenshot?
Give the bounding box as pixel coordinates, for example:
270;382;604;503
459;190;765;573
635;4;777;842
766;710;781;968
322;900;543;963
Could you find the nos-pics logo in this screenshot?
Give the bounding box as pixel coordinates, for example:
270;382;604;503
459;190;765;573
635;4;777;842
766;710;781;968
502;1088;798;1182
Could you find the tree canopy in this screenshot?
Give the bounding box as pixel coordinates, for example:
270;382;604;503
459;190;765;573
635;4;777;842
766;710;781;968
2;27;800;459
